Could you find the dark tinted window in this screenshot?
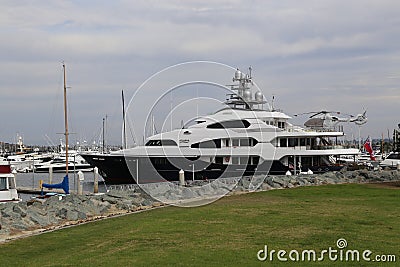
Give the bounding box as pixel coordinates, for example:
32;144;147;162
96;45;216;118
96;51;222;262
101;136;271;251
280;138;287;147
215;157;223;164
288;138;298;147
207;120;250;129
145;140;177;146
387;153;400;159
191;139;221;148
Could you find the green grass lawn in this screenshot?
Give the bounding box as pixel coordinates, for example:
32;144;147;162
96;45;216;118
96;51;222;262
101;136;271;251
0;183;399;266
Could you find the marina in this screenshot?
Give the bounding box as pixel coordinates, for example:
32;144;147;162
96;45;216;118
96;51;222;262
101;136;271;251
2;2;400;266
1;67;399;189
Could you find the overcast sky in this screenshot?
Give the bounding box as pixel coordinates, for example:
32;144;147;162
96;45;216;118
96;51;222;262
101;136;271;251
1;0;400;147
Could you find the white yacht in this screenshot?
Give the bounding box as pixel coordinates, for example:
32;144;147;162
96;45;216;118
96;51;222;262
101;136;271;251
34;153;93;173
0;163;21;203
380;152;400;169
81;68;360;184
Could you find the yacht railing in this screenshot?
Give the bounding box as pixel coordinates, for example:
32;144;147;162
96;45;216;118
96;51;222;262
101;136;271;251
283;145;346;150
286;126;342;133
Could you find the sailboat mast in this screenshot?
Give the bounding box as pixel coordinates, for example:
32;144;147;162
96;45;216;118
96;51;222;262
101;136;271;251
122;90;127;149
63;63;69;175
102;117;105;154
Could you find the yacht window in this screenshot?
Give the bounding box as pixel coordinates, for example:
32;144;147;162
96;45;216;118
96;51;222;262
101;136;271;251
387;153;400;159
300;138;306;146
192;138;257;148
251;138;258;146
185;156;200;161
251;156;259;165
161;140;177;146
306;138;311;146
215;157;223;164
145;140;177;146
232;139;239;147
0;177;7;190
288;138;298;147
53;158;64;163
232;157;239;164
234;138;258;147
240;139;250;146
152;158;168;165
8;177;16;189
277;121;285;129
280;138;287;147
191;139;221;148
207;120;250;129
239;157;249;165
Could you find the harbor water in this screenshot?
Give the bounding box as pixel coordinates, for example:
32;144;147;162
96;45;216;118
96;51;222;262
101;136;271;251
16;171;109;201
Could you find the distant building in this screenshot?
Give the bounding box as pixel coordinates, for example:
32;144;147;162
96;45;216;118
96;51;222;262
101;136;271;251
393;124;400;152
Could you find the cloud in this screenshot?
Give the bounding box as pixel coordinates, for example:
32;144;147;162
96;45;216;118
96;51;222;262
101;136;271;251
1;0;400;143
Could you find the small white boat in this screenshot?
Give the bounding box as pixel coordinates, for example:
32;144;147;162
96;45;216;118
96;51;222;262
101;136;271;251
0;163;21;203
34;155;93;173
380;152;400;169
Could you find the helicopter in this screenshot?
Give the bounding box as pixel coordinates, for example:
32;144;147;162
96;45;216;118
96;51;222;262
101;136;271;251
294;110;367;129
348;110;368;125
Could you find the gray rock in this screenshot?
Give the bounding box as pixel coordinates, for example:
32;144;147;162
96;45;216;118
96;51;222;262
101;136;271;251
296;177;306;186
77;211;87;220
13;204;27;217
286;182;295;188
27;210;49;226
335;172;345;179
141;198;153;207
358;170;369;179
261;183;273;191
272;182;283;189
86;198;111;215
0;204;15;218
30;200;43;209
106;190;130;199
181;187;195;199
56;207;68;219
272;177;286;186
116;199;135;211
66;210;79;221
11;221;30;230
100;195;119;204
266;176;275;187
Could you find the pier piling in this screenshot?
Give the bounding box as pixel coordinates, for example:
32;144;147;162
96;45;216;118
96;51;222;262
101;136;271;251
179;169;185;186
93;167;99;193
49;166;53;184
77;171;84;195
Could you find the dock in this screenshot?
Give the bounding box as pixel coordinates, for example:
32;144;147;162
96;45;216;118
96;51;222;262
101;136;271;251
17;187;88;195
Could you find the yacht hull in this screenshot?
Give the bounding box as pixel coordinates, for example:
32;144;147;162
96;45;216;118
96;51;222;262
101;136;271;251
81;154;290;184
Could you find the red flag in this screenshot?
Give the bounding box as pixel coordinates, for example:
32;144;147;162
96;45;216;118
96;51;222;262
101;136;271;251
363;138;376;161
